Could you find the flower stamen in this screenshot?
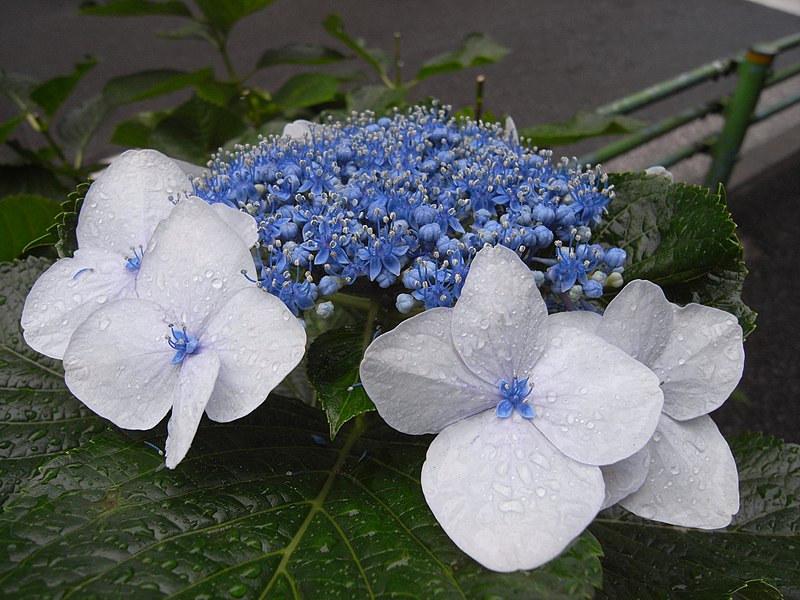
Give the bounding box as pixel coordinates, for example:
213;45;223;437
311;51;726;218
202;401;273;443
496;375;535;419
166;323;198;364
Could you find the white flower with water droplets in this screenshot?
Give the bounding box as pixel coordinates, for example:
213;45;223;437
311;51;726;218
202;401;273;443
551;279;743;528
359;244;663;572
21;149;257;359
62;197;305;468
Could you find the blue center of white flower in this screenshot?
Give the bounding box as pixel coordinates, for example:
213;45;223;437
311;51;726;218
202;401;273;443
125;245;145;272
167;324;198;364
496;376;535;419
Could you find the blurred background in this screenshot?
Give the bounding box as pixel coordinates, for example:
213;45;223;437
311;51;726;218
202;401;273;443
1;0;798;441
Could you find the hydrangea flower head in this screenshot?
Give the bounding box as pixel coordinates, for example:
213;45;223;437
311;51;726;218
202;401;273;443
62;197;305;468
191;107;627;316
552;280;743;527
359;244;664;571
21;150;257;359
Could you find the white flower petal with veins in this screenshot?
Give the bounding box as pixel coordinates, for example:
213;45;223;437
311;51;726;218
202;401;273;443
651;303;744;420
361;244;664;571
22;247;136;359
21;150;258;360
619;414;739;528
165;351;221;468
600;447;650;509
360;308;497;435
422;410;604;572
559;279;743;527
530;323;662;466
203;287;306;423
64;298;177;430
63;197;305;468
77;149;191;254
595;280;673;366
451;244;548;385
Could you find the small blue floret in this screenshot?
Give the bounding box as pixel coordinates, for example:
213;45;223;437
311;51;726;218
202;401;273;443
168;325;199;364
496;376;535;419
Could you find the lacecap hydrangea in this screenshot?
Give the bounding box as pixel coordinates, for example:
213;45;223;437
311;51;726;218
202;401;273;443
191;107;626;315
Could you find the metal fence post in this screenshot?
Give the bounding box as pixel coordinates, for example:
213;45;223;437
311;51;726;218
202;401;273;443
705;46;776;190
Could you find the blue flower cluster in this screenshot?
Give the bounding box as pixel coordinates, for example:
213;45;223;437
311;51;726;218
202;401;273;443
192;107;626;315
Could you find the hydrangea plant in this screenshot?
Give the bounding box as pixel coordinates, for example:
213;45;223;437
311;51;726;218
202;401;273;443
4;106;794;598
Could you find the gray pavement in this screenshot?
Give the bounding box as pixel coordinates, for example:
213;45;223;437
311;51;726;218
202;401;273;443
1;0;798;440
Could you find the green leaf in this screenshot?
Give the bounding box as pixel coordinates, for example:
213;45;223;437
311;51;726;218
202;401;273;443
597;172;755;335
0;195;62;261
79;0;192;17
0;70;39;110
0;396;602;597
57;94;110;154
346;84;408;114
0;114;25;144
29;58;98;117
156;22;214;43
102;68;213;106
728;579;784;600
272;72;341;112
416;32;510;82
0;164;67;202
109;111;163;148
146;95;245;163
195;80;240;107
194;0;274;34
322;13;389;79
592;433;800;599
519;112;645;147
307;325;376;438
0;258;107;504
50;180;91;259
257;43;346;68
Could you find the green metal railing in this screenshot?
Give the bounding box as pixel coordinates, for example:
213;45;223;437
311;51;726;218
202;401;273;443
578;32;800;189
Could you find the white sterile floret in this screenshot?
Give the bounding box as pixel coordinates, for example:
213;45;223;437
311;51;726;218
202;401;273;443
62;197;305;469
21;149;258;360
551;279;743;527
282;119;315;139
359;244;664;572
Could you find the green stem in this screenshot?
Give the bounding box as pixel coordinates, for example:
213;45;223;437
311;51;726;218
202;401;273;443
393;32;403;87
329;292;375;312
360;299;380;354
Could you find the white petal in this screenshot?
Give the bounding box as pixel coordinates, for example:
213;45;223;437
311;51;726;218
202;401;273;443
504;116;518;144
651;303;744;420
165;350;221;468
63;298;177;429
202;287;306;422
360;308;497;434
136;197;256;331
620;414;739;529
209;201;259;248
282;119;314;138
531;323;663;465
600;446;650;509
645;166;674;182
171;157;204;180
451;244;548;385
77;149;191;254
421;410;604;572
548;309;602;334
21;247;136;359
596;280;673;367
